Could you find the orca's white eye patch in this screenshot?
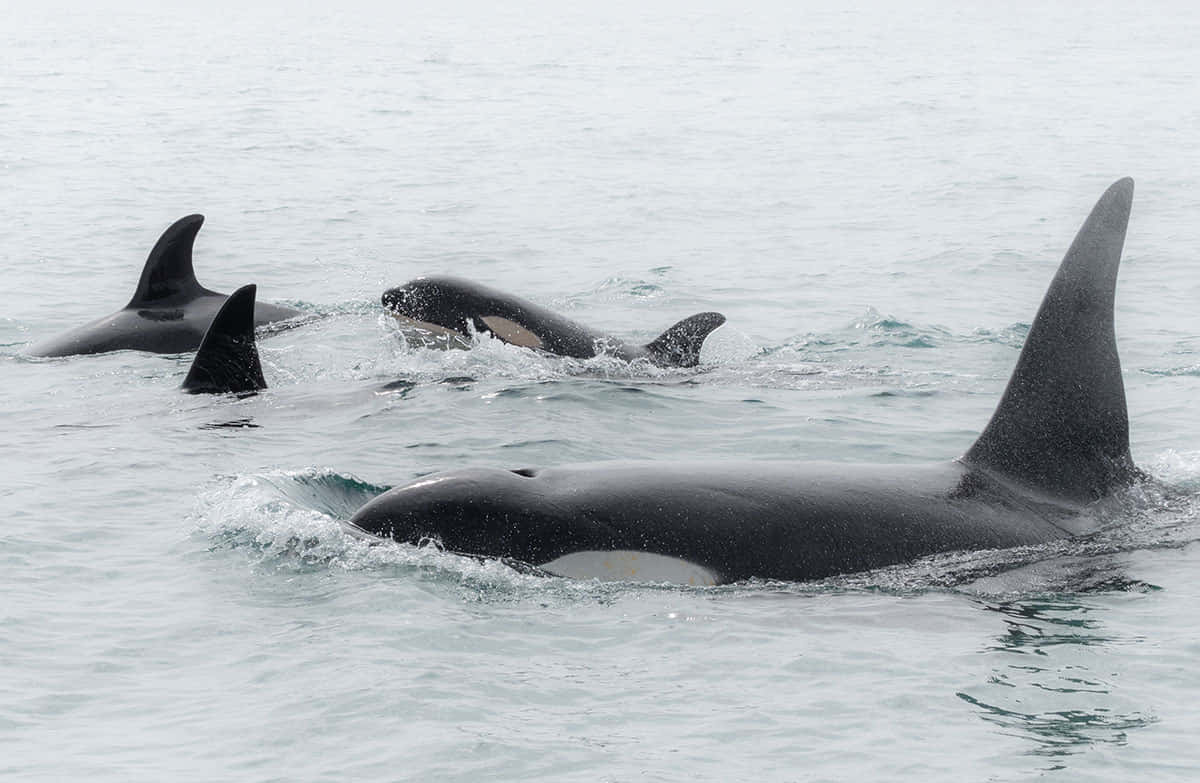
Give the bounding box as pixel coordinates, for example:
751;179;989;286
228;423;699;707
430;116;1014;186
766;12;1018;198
539;550;720;586
480;316;544;349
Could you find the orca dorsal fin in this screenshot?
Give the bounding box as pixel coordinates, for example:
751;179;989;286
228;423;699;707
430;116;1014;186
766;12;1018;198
127;214;215;307
964;178;1136;502
645;312;726;367
182;285;267;395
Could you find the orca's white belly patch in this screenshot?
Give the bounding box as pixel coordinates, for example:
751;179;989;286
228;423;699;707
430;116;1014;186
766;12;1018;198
480;316;544;349
539;550;720;586
391;315;472;349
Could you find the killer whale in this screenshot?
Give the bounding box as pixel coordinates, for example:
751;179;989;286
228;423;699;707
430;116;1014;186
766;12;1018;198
348;178;1139;585
27;214;302;357
382;277;725;367
181;284;268;395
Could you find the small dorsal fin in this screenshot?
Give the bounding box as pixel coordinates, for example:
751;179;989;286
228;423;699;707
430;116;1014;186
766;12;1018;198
645;312;726;367
182;285;267;395
127;214;215;307
964;178;1136;502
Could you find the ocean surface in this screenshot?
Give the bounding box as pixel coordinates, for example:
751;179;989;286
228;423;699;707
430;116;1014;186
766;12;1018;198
3;2;1200;780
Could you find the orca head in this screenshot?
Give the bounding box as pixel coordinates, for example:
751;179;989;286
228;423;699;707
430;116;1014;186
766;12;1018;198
347;466;723;585
382;276;550;349
382;277;476;341
349;467;576;562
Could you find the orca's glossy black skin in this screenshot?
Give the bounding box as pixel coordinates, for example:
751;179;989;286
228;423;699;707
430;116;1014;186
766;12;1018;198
382;277;725;367
181;284;268;395
349;461;1084;583
350;179;1140;584
27;215;302;357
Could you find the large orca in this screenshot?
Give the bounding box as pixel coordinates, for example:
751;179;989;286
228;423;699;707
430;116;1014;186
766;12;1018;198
348;178;1140;585
27;215;302;357
382;277;725;367
181;284;268;395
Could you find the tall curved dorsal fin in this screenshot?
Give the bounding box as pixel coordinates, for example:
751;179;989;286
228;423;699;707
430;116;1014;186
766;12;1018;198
964;178;1136;502
127;214;215;307
181;285;267;395
645;312;726;367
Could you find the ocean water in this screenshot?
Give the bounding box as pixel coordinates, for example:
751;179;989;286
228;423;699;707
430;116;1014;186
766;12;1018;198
3;2;1200;780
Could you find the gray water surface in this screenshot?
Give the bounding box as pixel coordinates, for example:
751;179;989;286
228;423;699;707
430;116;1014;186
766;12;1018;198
3;2;1200;780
